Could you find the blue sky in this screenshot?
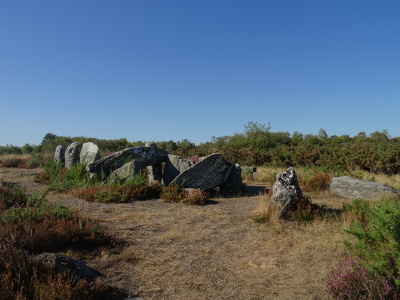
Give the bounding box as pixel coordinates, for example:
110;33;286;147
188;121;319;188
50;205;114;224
1;1;399;146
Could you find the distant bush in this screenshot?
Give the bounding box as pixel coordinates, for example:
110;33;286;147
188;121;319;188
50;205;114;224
301;173;332;192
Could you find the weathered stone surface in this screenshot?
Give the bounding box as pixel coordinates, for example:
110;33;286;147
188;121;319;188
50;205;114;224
54;145;65;165
37;253;103;282
269;167;303;213
64;142;82;170
111;160;142;183
330;176;400;200
220;164;242;194
80;142;99;168
163;154;195;186
170;153;234;191
147;163;162;183
88;146;169;176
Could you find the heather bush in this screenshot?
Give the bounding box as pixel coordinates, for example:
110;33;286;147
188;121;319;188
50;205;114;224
0;243;108;300
302;173;332;191
326;256;398;299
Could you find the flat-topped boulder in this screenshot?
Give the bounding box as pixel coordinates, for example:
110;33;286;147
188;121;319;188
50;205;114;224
88;146;169;176
330;176;400;200
170;153;234;191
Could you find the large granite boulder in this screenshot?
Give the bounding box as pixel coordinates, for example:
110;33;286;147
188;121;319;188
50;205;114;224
269;167;303;214
330;176;400;200
170;153;234;191
37;253;103;282
64;142;82;170
54;145;65;166
80;142;99;168
163;154;195;186
111;160;142;183
88;146;169;177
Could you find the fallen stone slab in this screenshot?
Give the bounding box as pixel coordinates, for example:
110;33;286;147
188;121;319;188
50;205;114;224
170;153;234;191
37;253;103;282
88;146;169;176
330;176;400;200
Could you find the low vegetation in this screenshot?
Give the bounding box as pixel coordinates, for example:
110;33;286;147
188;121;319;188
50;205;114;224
0;185;114;299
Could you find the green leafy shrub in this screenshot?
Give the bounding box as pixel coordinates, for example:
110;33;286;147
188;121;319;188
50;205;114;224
161;185;186;203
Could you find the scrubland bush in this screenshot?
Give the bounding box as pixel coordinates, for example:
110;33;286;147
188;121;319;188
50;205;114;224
326;196;400;299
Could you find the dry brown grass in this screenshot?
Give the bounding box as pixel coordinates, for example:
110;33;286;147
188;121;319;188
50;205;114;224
3;166;358;299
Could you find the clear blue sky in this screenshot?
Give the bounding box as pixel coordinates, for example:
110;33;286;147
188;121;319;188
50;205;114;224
1;1;399;146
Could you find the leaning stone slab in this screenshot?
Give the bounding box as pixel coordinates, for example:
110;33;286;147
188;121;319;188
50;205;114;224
88;146;169;176
54;145;65;166
111;160;142;183
64;142;82;170
37;253;103;282
170;153;234;191
269;167;303;214
80;142;99;168
163;154;195;186
330;176;400;200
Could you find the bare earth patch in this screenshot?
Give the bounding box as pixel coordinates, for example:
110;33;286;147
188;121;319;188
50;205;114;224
3;167;348;299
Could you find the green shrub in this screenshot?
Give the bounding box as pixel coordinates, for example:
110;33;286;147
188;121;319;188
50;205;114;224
161;185;208;205
344;196;400;286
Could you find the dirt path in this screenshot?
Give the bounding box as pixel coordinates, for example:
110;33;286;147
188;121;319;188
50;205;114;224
2;168;345;299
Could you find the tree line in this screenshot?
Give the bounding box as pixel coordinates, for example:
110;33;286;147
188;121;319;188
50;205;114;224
1;122;399;175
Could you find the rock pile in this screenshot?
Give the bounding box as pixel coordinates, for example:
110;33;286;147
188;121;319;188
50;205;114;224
54;143;242;193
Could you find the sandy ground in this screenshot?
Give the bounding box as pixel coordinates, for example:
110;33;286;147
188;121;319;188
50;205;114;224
1;167;347;300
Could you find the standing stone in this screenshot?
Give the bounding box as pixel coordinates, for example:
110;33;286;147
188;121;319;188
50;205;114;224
170;153;234;191
80;142;99;169
147;164;163;183
54;145;66;166
111;160;142;183
269;167;303;215
220;164;242;194
330;176;400;200
163;154;195;186
64;142;82;170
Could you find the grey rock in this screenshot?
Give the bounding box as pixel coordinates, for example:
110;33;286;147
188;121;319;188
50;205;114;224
163;154;195;186
64;142;82;170
88;146;169;177
111;160;142;183
170;153;234;191
269;167;303;214
37;253;103;282
330;176;400;200
220;164;242;194
54;145;66;166
147;163;163;183
80;142;99;168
